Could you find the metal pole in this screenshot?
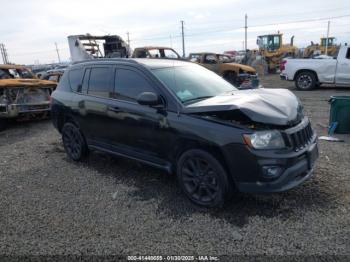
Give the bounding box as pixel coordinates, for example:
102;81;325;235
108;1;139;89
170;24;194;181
127;32;130;47
0;44;5;63
325;20;330;56
55;42;61;63
245;14;248;51
181;20;185;57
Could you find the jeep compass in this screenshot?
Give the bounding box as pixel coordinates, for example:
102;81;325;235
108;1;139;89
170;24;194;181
51;58;319;207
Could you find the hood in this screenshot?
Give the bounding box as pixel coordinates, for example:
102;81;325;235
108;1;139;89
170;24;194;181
184;88;302;126
0;78;57;88
226;63;256;73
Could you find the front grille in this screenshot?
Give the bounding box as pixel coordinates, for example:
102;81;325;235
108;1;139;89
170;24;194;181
284;119;314;151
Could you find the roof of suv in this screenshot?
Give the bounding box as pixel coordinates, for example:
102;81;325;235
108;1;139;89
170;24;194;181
72;58;191;70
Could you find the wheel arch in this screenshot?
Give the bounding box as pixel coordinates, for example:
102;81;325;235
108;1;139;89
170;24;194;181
172;138;236;188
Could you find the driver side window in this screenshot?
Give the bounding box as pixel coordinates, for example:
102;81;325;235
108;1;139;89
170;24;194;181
346;48;350;59
114;68;155;102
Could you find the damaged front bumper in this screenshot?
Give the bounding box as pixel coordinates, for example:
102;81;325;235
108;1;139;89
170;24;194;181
236;141;318;193
222;117;319;193
0;102;51;118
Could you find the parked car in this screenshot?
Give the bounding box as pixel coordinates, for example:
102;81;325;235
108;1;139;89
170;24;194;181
51;58;318;207
188;52;258;87
132;47;181;59
280;45;350;90
0;64;57;130
40;71;64;82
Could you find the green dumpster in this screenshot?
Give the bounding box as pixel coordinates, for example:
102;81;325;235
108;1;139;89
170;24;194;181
329;96;350;134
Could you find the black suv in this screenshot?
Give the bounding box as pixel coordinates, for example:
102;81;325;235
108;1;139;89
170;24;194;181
51;59;319;207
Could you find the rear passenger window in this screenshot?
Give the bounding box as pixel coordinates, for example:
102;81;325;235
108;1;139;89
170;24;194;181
88;67;113;98
68;68;84;92
114;69;154;102
346;48;350;59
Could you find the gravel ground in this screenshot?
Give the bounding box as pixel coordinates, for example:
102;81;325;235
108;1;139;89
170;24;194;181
0;75;349;257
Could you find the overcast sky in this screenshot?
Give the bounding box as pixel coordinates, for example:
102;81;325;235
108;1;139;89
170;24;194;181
1;0;350;64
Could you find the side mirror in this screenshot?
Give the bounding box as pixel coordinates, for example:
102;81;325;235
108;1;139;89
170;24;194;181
137;92;163;107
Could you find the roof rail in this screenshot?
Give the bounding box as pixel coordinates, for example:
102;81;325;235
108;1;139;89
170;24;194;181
72;58;138;65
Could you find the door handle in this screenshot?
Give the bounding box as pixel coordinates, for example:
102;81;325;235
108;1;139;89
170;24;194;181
108;106;121;113
340;63;348;66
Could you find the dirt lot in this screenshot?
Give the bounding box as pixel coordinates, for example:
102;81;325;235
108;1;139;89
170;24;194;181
0;75;349;257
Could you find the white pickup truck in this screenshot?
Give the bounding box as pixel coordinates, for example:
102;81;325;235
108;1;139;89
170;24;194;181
280;45;350;90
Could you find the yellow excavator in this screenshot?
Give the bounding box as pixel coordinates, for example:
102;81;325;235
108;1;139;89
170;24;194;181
303;37;339;58
245;33;298;74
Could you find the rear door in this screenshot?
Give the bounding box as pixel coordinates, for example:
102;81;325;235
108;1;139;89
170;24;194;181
335;47;350;85
76;65;115;143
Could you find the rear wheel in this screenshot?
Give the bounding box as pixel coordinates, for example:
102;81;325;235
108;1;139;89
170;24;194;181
62;122;88;161
177;149;231;207
295;71;317;91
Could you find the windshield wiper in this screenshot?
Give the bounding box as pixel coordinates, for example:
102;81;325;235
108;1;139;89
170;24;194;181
183;96;214;104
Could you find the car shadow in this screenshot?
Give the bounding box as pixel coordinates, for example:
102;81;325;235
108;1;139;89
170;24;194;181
75;150;335;228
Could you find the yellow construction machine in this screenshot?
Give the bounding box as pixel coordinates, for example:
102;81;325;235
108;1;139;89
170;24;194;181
303;37;339;58
245;33;298;74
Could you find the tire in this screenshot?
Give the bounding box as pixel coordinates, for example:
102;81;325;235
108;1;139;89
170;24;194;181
62;122;88;161
295;71;317;91
176;149;231;208
224;71;239;86
0;119;7;132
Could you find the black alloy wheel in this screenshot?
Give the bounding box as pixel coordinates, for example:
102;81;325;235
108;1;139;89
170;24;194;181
177;149;230;207
295;71;316;91
62;122;88;161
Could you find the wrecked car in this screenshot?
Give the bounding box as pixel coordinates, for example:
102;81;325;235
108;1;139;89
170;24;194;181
188;52;258;87
40;71;64;82
51;59;318;207
0;65;57;130
132;46;181;59
68;34;130;62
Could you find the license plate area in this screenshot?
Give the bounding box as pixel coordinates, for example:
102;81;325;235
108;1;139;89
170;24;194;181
307;143;319;169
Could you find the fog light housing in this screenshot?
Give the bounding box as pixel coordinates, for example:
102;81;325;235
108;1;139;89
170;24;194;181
262;166;284;179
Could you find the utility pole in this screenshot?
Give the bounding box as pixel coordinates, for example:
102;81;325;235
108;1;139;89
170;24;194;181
55;42;61;63
126;31;130;47
244;14;248;51
325;20;330;56
0;43;9;64
181;20;185;57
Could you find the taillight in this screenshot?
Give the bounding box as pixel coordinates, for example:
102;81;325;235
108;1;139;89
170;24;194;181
280;60;287;71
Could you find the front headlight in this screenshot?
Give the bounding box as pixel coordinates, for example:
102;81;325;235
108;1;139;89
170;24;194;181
243;130;285;149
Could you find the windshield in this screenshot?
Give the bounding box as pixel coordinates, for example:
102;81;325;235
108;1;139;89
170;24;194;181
152;64;237;104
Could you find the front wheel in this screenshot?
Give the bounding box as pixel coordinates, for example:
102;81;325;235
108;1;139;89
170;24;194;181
177;149;231;207
62;122;88;161
295;71;317;91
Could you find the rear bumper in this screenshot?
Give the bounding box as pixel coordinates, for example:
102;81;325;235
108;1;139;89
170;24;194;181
280;73;289;81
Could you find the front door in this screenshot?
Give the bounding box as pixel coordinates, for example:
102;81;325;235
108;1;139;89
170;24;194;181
336;47;350;85
105;65;171;164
